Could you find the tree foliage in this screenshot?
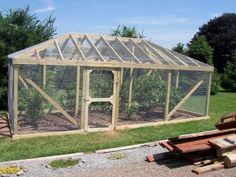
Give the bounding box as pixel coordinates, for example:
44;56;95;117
0;7;56;109
188;36;213;65
193;13;236;72
172;43;186;54
111;25;144;38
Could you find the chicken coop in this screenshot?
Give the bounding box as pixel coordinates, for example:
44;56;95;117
8;33;214;137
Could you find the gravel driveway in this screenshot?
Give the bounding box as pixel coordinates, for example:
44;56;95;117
1;145;236;177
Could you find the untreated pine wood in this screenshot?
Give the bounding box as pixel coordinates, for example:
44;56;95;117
192;162;224;175
224;154;236;168
128;68;134;108
20;74;78;126
167;79;204;118
75;66;81;118
205;72;212;116
175;71;179;88
164;71;171;121
114;69;121;127
13;65;19;134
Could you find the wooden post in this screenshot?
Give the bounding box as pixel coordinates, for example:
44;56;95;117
42;65;46;89
205;72;212;116
13;65;19;134
120;67;123;86
128;68;133;108
176;71;179;88
113;69;121;129
75;66;80;118
164;71;171;121
80;68;90;131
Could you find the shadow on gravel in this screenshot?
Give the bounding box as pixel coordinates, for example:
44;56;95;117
152;153;191;169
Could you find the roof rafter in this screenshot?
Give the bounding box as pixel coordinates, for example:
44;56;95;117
165;49;188;66
54;39;64;60
115;37;141;63
69;34;86;61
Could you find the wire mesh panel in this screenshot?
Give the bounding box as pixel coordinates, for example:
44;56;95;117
118;68;167;125
168;71;208;120
17;65;81;134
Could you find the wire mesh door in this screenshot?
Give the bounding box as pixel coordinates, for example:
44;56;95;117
81;68;117;131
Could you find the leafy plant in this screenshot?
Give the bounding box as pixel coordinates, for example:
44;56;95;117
127;104;138;119
24;88;44;128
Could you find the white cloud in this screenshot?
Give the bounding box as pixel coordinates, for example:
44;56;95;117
120;16;190;26
35;0;55;13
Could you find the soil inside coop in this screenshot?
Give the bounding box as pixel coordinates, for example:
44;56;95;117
17;109;199;134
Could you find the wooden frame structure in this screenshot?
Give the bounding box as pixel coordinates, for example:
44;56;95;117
8;33;214;137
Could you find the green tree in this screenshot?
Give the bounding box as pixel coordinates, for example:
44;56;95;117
111;25;144;38
0;7;56;109
193;13;236;72
172;43;186;54
221;52;236;91
188;36;213;65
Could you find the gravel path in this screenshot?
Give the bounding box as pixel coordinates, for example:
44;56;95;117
1;145;236;177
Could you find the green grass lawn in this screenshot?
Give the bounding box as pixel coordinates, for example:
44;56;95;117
0;92;235;162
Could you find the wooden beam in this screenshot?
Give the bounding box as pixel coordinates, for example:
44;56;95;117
164;72;171;121
13;65;19;134
205;73;212;116
142;44;162;65
129;39;156;64
42;65;46;89
120;68;124;86
168;79;204;118
20;74;78;126
11;57;215;72
128;68;134;108
101;36;124;62
176;71;179;88
115;37;141;63
165;49;188;66
80;68;89;130
75;66;81;117
70;34;86;61
84;35;105;61
18;75;28;90
112;69;120;129
54;39;64;60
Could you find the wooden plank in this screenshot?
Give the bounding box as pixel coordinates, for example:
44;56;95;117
175;71;179;88
209;135;236;150
164;72;171;120
159;141;175;152
70;34;86;61
101;36;124;62
13;65;19;134
205;73;212;116
115;37;141;63
116;116;209;130
75;66;80;117
11;57;215;72
224;154;236;168
192;162;224;175
20;74;77;126
18;74;29;90
168;79;204;118
54;39;64;60
128;68;133;108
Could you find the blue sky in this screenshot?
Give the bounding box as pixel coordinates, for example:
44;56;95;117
1;0;235;48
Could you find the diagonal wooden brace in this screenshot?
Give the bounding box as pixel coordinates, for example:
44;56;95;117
19;73;78;126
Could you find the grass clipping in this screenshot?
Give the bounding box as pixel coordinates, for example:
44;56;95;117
48;158;80;169
0;166;21;174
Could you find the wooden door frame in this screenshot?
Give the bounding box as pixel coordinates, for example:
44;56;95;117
80;67;120;132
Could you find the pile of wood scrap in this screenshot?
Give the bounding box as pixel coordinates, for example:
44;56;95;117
146;112;236;175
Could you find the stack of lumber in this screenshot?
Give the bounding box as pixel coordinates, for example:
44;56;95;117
146;128;236;175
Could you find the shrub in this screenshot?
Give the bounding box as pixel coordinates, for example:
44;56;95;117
221;62;236;91
211;72;221;95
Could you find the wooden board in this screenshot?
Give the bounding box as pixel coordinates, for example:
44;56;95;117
209;135;236;150
192;162;224;175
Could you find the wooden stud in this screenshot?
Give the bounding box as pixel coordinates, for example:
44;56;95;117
80;68;89;130
70;34;86;61
128;68;134;108
164;71;172;121
54;39;64;60
168;79;204;118
42;65;46;89
176;71;179;88
13;65;19;134
205;73;212;116
75;66;81;118
120;67;124;86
